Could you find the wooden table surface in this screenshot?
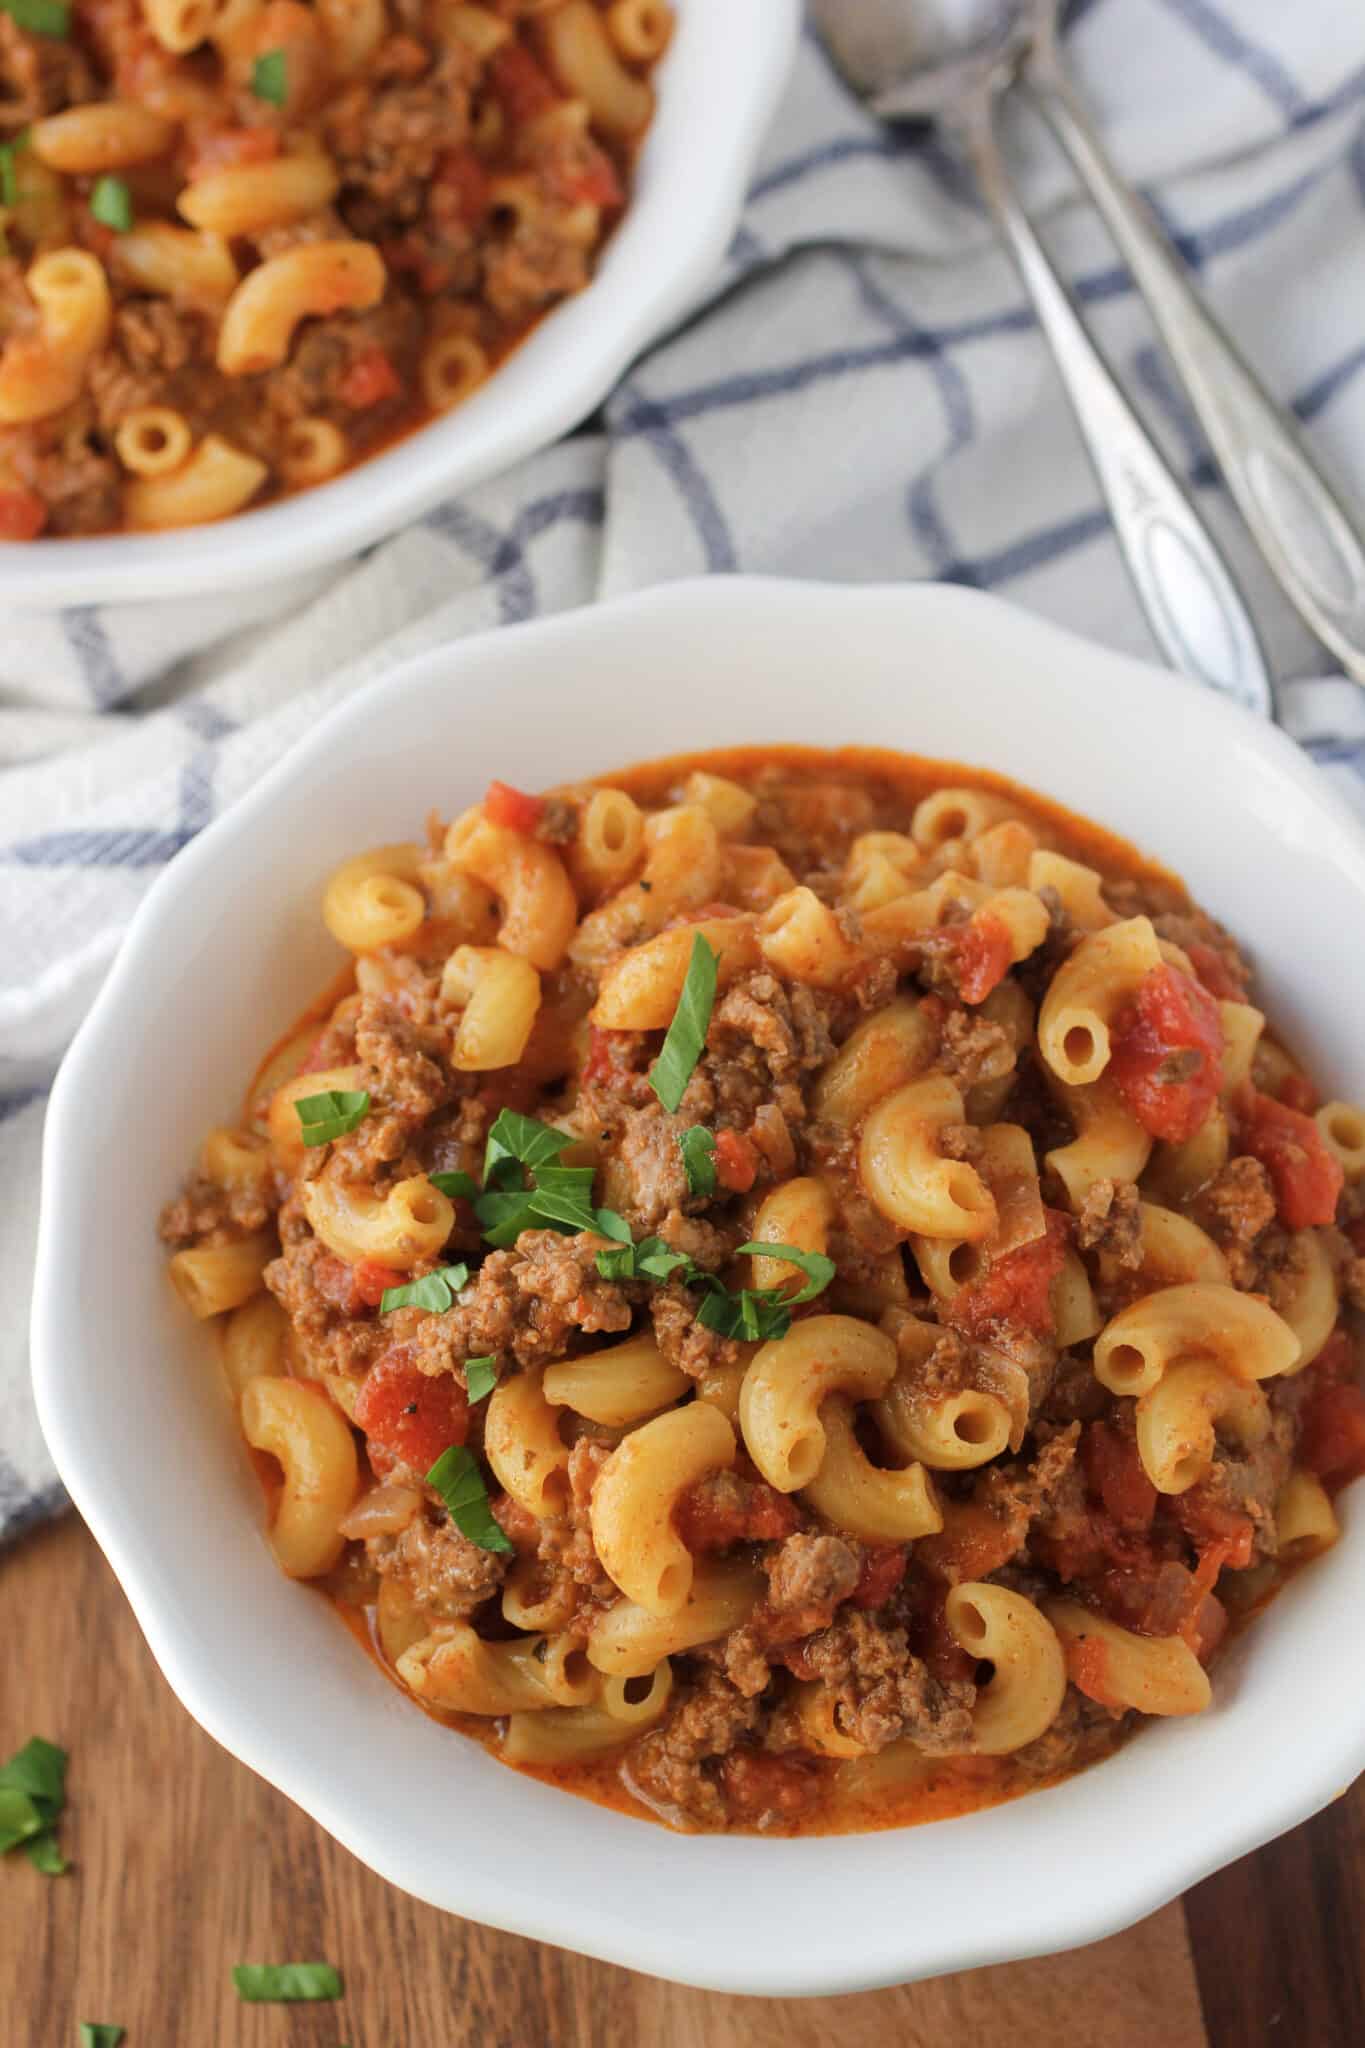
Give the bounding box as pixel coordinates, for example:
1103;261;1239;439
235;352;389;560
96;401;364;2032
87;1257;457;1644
5;1515;1362;2048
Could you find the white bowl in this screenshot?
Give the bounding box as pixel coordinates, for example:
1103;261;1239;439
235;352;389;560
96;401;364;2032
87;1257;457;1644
0;3;796;610
32;578;1365;1995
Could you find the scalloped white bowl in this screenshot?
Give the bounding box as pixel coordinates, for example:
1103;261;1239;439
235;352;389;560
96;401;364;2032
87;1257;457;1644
32;579;1365;1994
0;2;797;608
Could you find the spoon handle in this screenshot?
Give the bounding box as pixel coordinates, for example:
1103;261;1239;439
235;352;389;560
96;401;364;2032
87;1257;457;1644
962;92;1272;713
1024;52;1365;690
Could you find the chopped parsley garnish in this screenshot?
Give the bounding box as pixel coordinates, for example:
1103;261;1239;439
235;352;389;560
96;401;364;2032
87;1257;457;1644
427;1445;512;1553
464;1355;497;1402
79;2028;125;2048
250;47;287;103
0;0;68;37
232;1963;343;2003
733;1242;837;1305
379;1262;469;1314
593;1207;633;1246
427;1113;630;1255
679;1124;717;1197
0;1735;67;1873
593;1234;834;1342
483;1108;573;1182
0;131;27;210
471;1109;626;1247
649;932;717;1113
89;175;132;233
595;1235;693;1285
294;1088;369;1146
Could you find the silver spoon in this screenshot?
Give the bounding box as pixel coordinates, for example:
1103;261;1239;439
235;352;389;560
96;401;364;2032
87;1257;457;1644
1021;2;1365;691
812;0;1274;716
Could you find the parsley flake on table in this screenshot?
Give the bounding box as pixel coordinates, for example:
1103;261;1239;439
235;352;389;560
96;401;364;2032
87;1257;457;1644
231;1962;343;2002
79;2027;125;2048
0;1734;68;1873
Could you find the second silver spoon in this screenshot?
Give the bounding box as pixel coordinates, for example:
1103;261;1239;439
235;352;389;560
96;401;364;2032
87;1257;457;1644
813;0;1273;714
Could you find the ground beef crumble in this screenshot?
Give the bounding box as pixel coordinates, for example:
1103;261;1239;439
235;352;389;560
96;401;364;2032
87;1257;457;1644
937;1006;1015;1093
411;1231;633;1376
367;1503;507;1618
626;1669;764;1829
649;1283;742;1382
793;1609;976;1755
1199;1156;1278;1288
1075;1178;1143;1267
159;1170;276;1249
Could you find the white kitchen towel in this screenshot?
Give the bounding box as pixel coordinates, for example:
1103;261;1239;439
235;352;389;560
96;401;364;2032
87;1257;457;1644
4;0;1365;1537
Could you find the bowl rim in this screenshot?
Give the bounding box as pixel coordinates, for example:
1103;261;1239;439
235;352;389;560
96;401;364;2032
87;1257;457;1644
31;576;1365;1995
0;0;799;609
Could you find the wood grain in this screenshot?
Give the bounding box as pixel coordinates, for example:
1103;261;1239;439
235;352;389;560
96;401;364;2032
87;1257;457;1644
1186;1785;1365;2046
1;1509;1334;2048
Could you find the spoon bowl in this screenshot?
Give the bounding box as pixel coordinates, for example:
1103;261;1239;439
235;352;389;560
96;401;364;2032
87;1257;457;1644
812;0;1037;119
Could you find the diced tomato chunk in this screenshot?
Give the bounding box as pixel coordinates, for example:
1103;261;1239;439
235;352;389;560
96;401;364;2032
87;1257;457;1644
915;1502;1018;1585
949;910;1013;1006
312;1251;364;1317
490;1488;540;1553
188;126;280;177
1067;1635;1123;1709
1109;963;1224;1143
1185;939;1245;1001
338;347;402;410
1106;1549;1236;1661
713;1128;758;1194
435;144;490;226
900;1572;977;1684
350;1257;402;1310
1082;1421;1156;1533
945;1209;1068;1340
0;487;46;540
563;142;623;209
1174;1486;1255;1569
582;1025;632;1089
310;1251;401;1318
1278;1071;1319;1115
849;1545;907;1610
721;1749;823;1823
674;1470;800;1552
1299;1381;1365;1489
355;1344;469;1470
1179;1544;1235;1657
483;779;545;834
1308;1326;1357;1383
488;41;559;124
1237;1086;1343;1228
